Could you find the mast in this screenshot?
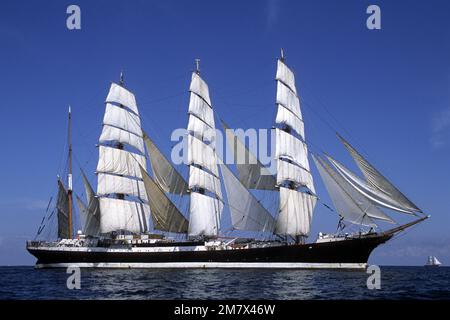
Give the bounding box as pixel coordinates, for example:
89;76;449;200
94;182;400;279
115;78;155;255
195;58;200;75
96;73;150;234
67;105;73;239
186;59;223;238
273;49;316;241
116;72;125;201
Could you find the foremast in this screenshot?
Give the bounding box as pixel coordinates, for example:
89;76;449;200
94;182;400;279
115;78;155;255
220;50;318;242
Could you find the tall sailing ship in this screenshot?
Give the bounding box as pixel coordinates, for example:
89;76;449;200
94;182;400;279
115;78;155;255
27;51;428;269
425;256;441;267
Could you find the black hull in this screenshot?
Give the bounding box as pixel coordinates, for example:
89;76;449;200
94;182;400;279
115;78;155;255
27;233;392;269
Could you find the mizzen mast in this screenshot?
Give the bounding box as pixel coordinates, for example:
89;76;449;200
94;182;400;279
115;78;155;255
67;105;73;239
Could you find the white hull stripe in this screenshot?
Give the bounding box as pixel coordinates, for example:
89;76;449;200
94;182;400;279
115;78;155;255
36;262;367;270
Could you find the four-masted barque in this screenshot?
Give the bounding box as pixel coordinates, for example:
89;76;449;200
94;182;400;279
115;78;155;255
27;51;428;269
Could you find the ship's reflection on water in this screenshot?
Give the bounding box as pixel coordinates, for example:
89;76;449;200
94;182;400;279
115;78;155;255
2;266;450;299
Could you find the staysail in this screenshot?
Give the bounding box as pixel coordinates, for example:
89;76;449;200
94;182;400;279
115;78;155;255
220;163;276;232
327;156;416;214
144;133;189;195
186;69;223;237
56;179;69;239
96;81;150;234
139;165;189;233
337;134;422;213
273;55;317;237
221;120;276;190
75;170;100;236
313;155;394;227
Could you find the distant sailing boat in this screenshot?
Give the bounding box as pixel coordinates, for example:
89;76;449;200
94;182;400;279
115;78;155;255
27;50;429;269
425;256;441;267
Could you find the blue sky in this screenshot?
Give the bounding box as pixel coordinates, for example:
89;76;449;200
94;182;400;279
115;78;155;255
0;0;449;266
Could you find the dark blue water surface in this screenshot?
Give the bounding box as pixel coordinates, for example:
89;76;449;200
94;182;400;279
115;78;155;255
0;266;449;299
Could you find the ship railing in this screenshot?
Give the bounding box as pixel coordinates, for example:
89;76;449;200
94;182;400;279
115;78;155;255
26;240;60;248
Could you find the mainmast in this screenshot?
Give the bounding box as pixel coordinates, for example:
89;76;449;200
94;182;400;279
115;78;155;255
116;72;125;201
67;106;73;239
96;72;150;234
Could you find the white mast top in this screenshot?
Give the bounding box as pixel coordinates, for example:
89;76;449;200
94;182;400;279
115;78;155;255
195;58;200;74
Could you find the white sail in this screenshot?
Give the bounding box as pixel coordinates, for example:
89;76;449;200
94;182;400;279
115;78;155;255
189;165;222;200
97;146;146;179
190;72;211;106
99;125;145;154
275;187;316;236
275;128;309;171
56;179;69;239
187;134;219;177
337;134;422;213
188;93;215;128
105;82;139;115
79;170;100;236
75;196;89;233
188;192;222;236
313;155;394;226
433;257;442;265
220;163;276;232
99;197;150;234
277;159;314;191
276;59;297;94
187;70;222;237
139;166;188;234
187;114;216;143
97;82;150;234
103;103;142;137
274;58;316;237
328;156;416;215
97;173;147;200
144;134;189;195
276;81;301;119
275;104;304;138
222;120;276;190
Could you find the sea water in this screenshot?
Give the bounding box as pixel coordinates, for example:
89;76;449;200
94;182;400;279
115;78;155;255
0;266;449;299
